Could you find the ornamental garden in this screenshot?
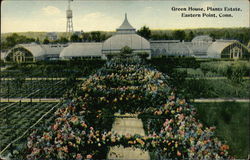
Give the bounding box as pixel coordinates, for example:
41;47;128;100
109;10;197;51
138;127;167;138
0;54;249;159
15;55;232;159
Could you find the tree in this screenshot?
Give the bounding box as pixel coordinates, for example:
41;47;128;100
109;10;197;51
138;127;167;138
186;31;194;41
120;46;133;55
224;31;230;39
172;30;186;41
70;34;80;42
6;33;21;47
82;33;91;42
91;32;101;42
4;33;36;49
58;37;69;43
137;26;151;40
43;38;50;44
35;38;40;44
209;33;216;41
100;33;107;41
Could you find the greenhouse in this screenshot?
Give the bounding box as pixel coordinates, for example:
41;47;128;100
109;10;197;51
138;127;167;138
3;15;250;62
102;14;151;57
150;40;194;57
207;40;250;59
59;43;103;59
5;43;67;62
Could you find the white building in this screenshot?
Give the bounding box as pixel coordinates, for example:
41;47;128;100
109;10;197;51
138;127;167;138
4;15;250;63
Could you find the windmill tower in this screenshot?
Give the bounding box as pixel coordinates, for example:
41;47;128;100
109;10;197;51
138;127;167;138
66;0;73;33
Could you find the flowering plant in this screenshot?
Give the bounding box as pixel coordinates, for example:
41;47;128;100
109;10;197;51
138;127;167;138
20;57;232;160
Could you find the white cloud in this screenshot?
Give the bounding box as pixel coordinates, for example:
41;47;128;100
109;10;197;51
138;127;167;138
42;6;61;16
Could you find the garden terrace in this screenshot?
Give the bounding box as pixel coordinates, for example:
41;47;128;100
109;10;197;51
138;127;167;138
0;102;61;151
6;56;235;160
0;80;70;98
148;57;250;100
0;57;249;159
1;59;105;78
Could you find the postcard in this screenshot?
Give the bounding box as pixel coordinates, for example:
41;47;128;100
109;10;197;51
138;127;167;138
0;0;249;159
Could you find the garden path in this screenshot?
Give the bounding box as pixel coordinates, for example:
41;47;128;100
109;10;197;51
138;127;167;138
107;113;150;160
0;98;61;103
1;77;250;81
0;77;86;80
1;98;249;103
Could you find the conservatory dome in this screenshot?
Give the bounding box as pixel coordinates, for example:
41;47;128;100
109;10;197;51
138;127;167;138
192;35;213;43
102;14;150;55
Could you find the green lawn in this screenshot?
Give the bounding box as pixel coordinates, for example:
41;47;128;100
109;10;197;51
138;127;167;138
177;79;250;99
193;102;249;159
175;68;219;77
207;79;250;98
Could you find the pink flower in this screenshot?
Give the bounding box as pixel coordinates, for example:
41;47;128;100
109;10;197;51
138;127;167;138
51;124;59;130
177;150;182;156
76;153;83;160
86;154;93;159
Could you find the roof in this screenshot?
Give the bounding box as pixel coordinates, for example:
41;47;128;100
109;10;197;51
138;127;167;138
207;40;236;58
116;13;136;34
151;42;193;56
102;34;150;53
60;43;102;58
6;43;66;58
192;35;213;42
102;14;150;53
150;40;180;43
42;44;66;55
184;42;212;54
9;44;46;58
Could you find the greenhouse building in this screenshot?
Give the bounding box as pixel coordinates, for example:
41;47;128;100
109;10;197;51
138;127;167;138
3;14;250;62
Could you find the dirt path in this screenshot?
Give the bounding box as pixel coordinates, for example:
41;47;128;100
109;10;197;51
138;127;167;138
0;98;248;103
107;113;150;160
192;98;249;103
1;77;249;81
0;98;61;103
0;77;86;81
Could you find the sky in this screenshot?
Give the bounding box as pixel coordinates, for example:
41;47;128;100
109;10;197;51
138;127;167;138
1;0;249;33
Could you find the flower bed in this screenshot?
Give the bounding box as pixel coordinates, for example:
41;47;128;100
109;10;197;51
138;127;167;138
16;56;231;159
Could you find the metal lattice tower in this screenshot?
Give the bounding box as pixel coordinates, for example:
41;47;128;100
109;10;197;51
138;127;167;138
66;0;73;33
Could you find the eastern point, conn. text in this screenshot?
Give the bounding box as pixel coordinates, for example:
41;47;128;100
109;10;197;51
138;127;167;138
171;6;241;18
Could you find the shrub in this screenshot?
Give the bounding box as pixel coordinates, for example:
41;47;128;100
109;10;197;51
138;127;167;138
200;60;250;77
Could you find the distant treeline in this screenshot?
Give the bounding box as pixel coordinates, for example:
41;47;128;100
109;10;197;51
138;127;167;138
148;27;249;44
1;27;249;50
